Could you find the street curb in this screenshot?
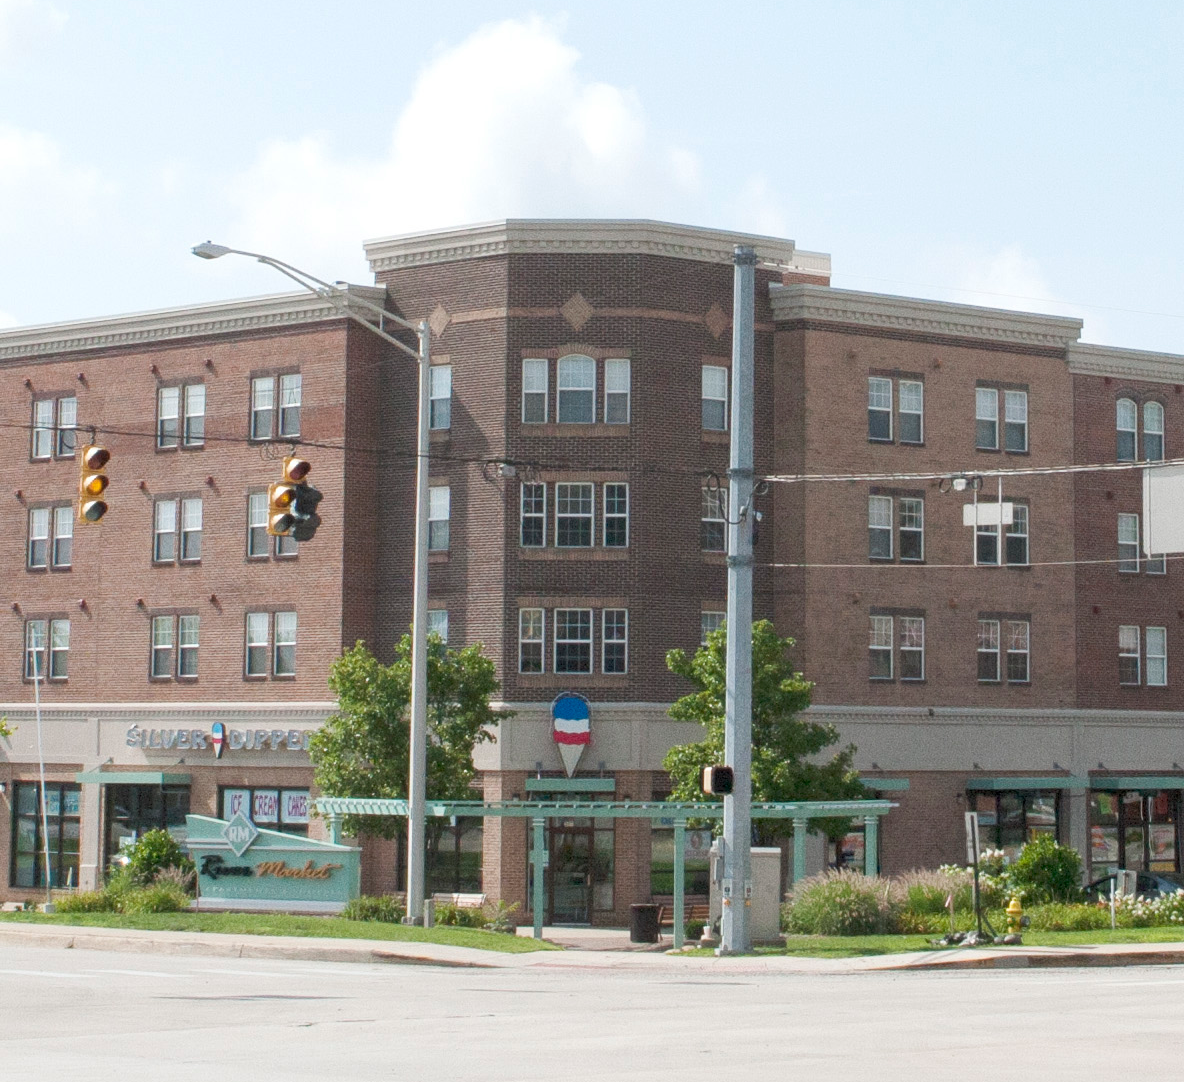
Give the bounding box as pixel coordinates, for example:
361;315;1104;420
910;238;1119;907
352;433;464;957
885;948;1184;971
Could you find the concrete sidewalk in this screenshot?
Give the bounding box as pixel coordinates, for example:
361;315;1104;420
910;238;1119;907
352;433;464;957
2;921;1184;973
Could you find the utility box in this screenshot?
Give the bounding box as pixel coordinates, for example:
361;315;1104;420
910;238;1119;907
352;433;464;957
709;844;783;944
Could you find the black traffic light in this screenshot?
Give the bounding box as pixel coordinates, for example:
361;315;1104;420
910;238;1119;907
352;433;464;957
78;444;110;522
701;765;734;796
268;455;322;541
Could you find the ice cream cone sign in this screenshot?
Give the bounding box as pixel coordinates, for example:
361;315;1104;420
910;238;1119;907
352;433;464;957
552;693;591;777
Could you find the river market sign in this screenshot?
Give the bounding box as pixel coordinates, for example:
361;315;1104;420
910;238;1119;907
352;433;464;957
186;815;360;912
126;724;313;756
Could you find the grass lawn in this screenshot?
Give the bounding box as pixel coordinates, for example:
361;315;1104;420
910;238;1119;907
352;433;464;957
682;926;1184;958
0;910;559;953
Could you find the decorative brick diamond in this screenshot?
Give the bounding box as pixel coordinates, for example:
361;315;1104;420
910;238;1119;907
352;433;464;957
704;303;729;340
428;304;450;338
560;292;594;332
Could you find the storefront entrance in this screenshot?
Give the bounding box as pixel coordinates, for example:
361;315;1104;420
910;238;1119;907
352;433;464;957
1091;789;1180;875
549;824;593;924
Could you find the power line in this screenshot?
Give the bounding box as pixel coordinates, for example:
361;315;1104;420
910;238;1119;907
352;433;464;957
757;553;1183;572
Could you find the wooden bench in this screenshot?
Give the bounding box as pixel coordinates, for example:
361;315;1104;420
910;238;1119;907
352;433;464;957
430;892;487;909
656;901;712;929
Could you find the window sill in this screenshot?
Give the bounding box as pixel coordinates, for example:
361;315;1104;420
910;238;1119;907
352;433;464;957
519;548;628;561
701;552;727;565
515;673;629;688
975;447;1001;454
867;437;894;445
701;430;729;445
429;551;450;564
899;441;926;448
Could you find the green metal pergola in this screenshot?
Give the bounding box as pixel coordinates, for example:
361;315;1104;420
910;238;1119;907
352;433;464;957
315;796;896;948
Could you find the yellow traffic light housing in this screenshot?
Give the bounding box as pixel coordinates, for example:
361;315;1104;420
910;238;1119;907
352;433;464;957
266;455;314;536
78;444;110;523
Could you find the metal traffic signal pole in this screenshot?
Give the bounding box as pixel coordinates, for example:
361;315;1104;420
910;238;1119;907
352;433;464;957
191;242;433;923
720;245;756;955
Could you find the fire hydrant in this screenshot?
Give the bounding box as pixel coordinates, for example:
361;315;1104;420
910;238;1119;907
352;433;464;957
1006;896;1024;935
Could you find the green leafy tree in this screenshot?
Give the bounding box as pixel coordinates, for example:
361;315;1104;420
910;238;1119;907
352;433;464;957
663;619;867;843
310;636;510;850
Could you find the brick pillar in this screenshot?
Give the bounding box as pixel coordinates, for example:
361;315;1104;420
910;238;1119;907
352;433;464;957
481;770;529;921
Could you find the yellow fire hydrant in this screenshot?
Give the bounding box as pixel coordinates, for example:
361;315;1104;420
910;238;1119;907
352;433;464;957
1006;896;1024;935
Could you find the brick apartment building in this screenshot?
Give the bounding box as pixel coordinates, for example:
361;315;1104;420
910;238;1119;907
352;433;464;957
0;219;1181;921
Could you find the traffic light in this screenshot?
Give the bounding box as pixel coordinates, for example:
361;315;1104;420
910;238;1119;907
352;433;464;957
78;444;110;523
267;455;322;541
701;765;734;796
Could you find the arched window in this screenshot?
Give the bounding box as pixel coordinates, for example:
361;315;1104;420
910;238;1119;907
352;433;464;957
1143;401;1165;462
1116;398;1137;462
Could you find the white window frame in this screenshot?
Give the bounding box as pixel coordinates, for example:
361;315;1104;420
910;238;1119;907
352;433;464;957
24;619;46;679
183;383;206;447
869;615;893;680
554;608;593;674
603;483;628;548
55;396;77;457
522;359;548;424
1144;401;1165;462
557;356;596;424
251;376;276;440
899;498;924;562
180;498;203;562
602;609;628;674
1004;390;1029;453
1147;626;1167;687
519;608;544;673
247;492;269;558
428;486;450;551
153;499;178;563
868;377;892;441
1005;504;1029;566
273;611;297;677
245;612;270;677
427;609;449;643
701;485;727;552
31;400;54;459
27;508;49;569
278;373;301;438
1118;513;1140;573
520;483;546;547
898;380;923;444
1116;398;1137;463
48;618;69;680
899;616;924;681
604;358;630;424
51;506;73;569
976;387;999;450
701;611;725;645
1006;620;1030;684
1118;625;1140;686
702;366;728;431
178;614;199;678
151;615;175;679
868;495;893;560
157;386;181;449
976;519;1000;566
977;619;1001;682
429;365;452;431
555;483;594;548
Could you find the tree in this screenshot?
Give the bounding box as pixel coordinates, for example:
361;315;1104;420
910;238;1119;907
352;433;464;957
310;636;510;851
663;619;867;843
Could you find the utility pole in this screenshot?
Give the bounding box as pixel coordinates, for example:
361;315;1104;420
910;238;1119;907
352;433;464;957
719;244;755;954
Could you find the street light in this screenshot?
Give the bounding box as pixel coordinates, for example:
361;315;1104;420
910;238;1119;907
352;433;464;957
192;241;434;924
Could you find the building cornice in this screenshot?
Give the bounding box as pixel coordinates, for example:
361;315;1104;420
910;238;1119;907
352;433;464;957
808;704;1184;726
364;219;822;275
769;283;1083;349
0;287;388;363
1069;342;1184;383
0;701;336;721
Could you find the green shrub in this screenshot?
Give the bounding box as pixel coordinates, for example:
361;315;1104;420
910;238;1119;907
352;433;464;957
341;894;406;924
481;899;519;934
55;890;114;913
435;902;486;928
1025;902;1110;931
121;883;190;915
783;871;890;936
894;868;975;914
121;831;194;888
685;919;706;941
1009;835;1082;903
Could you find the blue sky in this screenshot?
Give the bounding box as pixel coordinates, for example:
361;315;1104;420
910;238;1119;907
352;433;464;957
2;1;1183;352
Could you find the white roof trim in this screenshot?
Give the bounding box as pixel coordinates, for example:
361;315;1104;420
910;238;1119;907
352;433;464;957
1069;342;1184;383
770;283;1082;348
0;286;388;362
364;219;818;273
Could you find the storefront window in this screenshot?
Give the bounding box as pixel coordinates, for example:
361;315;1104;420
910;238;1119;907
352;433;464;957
1090;790;1179;876
525;789;615;922
972;790;1060;863
220;787;310;836
107;784;190;863
427;818;483;895
650;827;712;896
11;783;80;889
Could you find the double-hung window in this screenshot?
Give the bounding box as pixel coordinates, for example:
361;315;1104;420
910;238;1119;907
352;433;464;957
154;500;178;562
250;377;274;439
554;609;593;673
178;614;199;677
427;609;449;643
900;498;924;561
701;486;727;552
1119;625;1141;685
245;613;270;676
869;496;893;559
153;498;202;563
274;611;297;676
251;374;301;440
869;615;893;679
1147;627;1168;686
701;611;725;645
604;359;630;424
899;617;924;681
247;492;296;558
1005;505;1029;566
522;359;548;423
868;378;892;441
180;498;202;561
977;503;1029;566
519;609;544;673
602;609;628;673
1120;625;1167;686
245;612;296;677
1116;399;1137;462
520;483;546;547
1118;513;1140;573
557;356;595;423
603;483;628;547
184;384;206;445
555;483;593;547
151;615;175;678
980;618;1031;683
1144;402;1165;461
32;396;76;459
429;366;452;430
50;507;73;568
976;388;999;449
157;384;206;449
27;508;50;569
899;380;923;443
278;374;301;437
978;620;1001;681
1007;621;1031;682
1004;390;1028;452
702;366;728;431
428;486;450;551
26;618;69;680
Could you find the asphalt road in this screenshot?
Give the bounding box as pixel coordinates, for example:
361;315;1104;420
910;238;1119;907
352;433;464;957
0;946;1180;1080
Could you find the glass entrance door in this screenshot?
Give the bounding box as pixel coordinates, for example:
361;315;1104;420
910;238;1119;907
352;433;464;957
548;825;592;924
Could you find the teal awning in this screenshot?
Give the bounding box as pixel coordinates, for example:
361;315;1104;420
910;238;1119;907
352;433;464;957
966;776;1087;791
1090;775;1184;791
525;777;615;793
75;770;191;786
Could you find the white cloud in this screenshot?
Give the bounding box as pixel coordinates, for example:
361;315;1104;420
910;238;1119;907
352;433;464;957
952;245;1056;313
0;309;18;328
0;0;65;59
0;124;103;239
225;16;706;277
